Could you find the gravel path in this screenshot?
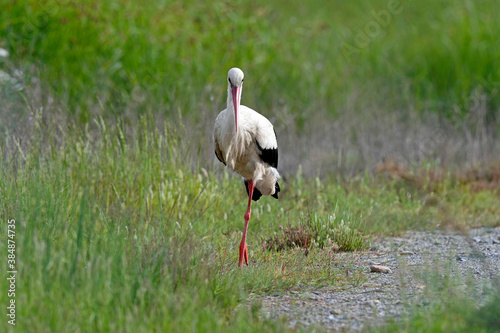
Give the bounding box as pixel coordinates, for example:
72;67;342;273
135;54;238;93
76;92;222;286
255;227;500;331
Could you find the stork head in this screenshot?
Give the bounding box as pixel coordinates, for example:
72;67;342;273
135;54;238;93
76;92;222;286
227;67;244;132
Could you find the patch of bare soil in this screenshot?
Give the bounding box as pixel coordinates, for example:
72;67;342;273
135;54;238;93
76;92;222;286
255;227;500;331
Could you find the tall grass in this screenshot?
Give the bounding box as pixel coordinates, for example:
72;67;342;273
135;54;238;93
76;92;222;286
0;110;360;331
1;100;499;332
0;113;293;332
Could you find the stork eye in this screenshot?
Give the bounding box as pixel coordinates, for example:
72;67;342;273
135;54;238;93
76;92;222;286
228;77;232;85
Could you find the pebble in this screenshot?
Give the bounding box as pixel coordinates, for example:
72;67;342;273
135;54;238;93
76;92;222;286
370;265;392;273
473;237;482;243
331;308;342;315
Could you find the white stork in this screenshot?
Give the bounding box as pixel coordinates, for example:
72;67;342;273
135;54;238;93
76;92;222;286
214;67;280;267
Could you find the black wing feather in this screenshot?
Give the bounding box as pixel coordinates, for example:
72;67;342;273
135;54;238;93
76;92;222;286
255;129;278;168
245;180;263;201
214;141;226;166
214;150;225;165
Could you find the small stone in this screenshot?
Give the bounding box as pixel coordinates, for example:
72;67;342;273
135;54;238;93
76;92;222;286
302;292;319;300
331;308;342;315
370;265;392;273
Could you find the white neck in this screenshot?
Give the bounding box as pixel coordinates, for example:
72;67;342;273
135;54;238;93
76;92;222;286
227;85;235;112
226;85;242;128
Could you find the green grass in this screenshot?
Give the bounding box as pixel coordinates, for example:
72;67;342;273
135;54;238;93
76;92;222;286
2;0;500;121
1;114;498;332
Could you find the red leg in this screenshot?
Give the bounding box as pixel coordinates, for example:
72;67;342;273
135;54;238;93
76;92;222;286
239;179;254;267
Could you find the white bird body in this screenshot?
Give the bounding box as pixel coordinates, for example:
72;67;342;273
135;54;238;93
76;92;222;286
213;67;280;267
214;105;279;196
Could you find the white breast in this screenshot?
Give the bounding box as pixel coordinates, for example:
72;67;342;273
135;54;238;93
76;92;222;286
214;105;279;195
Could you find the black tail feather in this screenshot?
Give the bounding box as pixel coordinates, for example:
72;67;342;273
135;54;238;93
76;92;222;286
244;180;280;201
244;180;263;201
271;181;280;199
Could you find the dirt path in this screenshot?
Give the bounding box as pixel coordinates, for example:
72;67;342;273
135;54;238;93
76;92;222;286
255;227;500;331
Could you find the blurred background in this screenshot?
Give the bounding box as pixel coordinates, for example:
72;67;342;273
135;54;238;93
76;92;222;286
1;0;499;176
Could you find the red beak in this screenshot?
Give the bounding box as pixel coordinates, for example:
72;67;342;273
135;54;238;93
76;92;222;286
232;86;238;132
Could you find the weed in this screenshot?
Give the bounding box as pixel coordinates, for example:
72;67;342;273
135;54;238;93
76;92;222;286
264;224;313;251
